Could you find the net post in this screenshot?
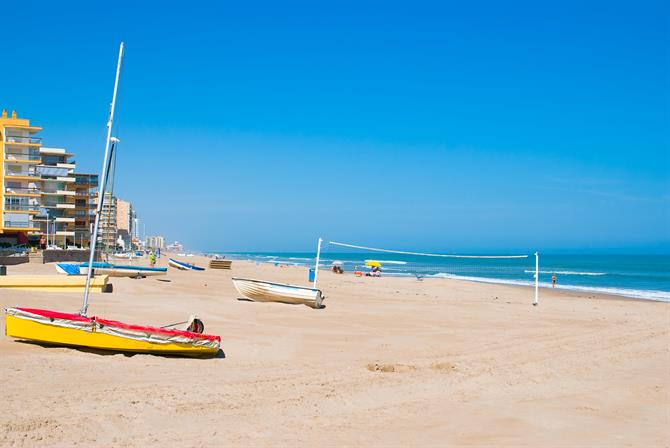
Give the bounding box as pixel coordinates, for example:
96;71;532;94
313;237;323;289
533;251;539;306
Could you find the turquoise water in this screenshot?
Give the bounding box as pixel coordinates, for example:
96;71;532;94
217;252;670;302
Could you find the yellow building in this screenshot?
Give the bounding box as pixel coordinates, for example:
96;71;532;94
0;110;42;244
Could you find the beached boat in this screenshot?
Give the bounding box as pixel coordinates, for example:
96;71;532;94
80;263;167;278
169;258;205;271
232;277;324;308
5;307;219;356
56;263;167;278
4;43;221;358
112;252;133;259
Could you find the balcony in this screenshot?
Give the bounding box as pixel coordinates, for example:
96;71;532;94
5;168;39;179
3;204;40;212
5;136;42;145
4;150;41;162
75;179;98;187
3;220;38;230
36;165;71;177
4;187;40;195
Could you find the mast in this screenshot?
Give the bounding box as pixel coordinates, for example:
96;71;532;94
81;42;125;316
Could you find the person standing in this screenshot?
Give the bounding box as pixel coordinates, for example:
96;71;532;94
552;274;557;288
149;251;157;267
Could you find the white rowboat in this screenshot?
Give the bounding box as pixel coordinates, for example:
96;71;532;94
232;277;324;309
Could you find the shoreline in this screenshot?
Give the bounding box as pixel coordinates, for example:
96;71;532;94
213;253;670;303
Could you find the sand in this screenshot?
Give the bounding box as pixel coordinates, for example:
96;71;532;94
0;255;668;447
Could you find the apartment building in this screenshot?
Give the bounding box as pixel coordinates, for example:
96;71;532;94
0;110;42;244
99;192;117;249
116;198;135;249
34;147;76;247
146;235;165;251
72;173;98;247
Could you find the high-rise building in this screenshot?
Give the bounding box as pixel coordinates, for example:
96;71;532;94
34;147;76;247
99;192;117;250
116;198;135;249
72;173;98;247
0;110;43;244
145;235;165;250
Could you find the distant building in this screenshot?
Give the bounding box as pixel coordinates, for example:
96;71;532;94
116;198;135;249
145;235;165;250
99;192;117;250
166;241;183;252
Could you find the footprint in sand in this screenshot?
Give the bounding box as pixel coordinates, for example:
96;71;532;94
367;363;416;373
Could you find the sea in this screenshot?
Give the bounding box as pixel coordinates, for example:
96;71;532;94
214;252;670;302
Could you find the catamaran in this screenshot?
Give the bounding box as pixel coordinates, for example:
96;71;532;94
232;238;326;309
55;262;167;278
4;43;221;357
168;258;205;271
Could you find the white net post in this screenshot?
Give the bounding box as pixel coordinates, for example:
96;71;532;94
313;237;322;288
533;252;539;306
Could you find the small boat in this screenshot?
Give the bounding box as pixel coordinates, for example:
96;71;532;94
5;307;219;357
169;258;205;271
112;252;132;259
80;263;167;278
56;263;167;278
232;277;324;309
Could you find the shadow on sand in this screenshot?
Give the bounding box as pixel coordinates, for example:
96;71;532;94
15;339;225;359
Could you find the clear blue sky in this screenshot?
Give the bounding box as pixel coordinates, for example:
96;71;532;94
2;0;668;252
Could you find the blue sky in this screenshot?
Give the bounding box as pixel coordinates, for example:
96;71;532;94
2;0;668;252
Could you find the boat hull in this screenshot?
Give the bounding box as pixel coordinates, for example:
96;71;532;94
56;263;167;278
169;258;205;271
5;308;220;357
80;267;166;278
232;278;323;309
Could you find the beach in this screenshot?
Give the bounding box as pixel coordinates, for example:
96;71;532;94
1;255;668;447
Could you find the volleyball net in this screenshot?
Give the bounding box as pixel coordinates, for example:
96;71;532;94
317;240;540;304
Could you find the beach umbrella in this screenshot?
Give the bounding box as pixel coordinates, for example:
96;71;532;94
365;260;382;268
332;261;343;266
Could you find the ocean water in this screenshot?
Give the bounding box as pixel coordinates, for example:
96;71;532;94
216;252;670;302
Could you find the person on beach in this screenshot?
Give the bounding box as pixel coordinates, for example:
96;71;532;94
149;252;157;267
552;274;557;288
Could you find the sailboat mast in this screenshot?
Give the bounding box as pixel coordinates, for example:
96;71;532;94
80;42;125;316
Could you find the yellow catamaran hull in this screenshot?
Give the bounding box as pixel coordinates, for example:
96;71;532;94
5;308;220;357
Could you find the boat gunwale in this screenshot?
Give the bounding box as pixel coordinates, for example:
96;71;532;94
232;277;321;294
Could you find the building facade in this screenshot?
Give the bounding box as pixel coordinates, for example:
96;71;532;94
99;192;117;250
145;235;165;251
34;147;76;247
116;198;136;250
72;173;98;247
1;110;139;250
0;110;42;245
